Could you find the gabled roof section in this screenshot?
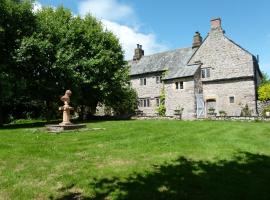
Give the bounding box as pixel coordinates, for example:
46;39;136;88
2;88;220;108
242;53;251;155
163;64;200;80
129;47;198;79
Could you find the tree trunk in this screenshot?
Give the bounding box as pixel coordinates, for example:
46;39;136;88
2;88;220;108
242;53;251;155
0;105;3;126
45;100;52;122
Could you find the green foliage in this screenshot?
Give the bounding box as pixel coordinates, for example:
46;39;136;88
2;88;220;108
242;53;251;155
240;104;252;117
13;6;130;119
260;71;270;85
262;105;270;117
156;87;166;116
258;83;270;101
0;0;36;124
219;110;227;117
107;86;138;115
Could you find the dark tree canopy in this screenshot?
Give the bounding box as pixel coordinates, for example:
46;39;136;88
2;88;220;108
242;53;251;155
0;2;137;124
0;0;36;124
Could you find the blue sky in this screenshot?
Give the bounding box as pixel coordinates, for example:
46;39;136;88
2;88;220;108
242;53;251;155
35;0;270;75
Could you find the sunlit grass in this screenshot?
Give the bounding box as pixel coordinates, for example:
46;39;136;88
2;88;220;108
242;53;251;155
0;120;270;199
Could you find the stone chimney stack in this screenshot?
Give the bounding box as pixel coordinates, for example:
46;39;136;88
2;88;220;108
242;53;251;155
192;31;202;49
211;18;222;30
133;44;144;61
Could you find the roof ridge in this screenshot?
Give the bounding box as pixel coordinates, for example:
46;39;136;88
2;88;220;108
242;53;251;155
128;46;192;62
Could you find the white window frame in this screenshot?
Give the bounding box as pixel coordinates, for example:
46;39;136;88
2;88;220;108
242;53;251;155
140;78;147;86
138;98;151;107
175;81;184;90
201;68;210;78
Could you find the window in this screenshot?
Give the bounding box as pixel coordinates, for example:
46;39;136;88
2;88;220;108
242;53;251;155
175;81;184;90
156;76;162;84
201;68;210;78
180;81;184;89
140;78;146;85
138;98;150;107
156;97;160;106
229;96;235;103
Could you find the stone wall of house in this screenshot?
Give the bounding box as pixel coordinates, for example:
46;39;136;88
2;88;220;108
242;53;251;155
257;100;270;116
189;28;255;81
130;72;163;116
188;23;259;117
203;79;257;116
164;77;196;119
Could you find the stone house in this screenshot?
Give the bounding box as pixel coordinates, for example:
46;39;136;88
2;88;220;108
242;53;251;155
128;18;262;119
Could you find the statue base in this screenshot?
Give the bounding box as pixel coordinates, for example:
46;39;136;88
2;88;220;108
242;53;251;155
46;124;86;132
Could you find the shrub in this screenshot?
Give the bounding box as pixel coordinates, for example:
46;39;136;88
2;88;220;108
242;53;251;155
262;105;270;117
219;110;227;117
240;104;252;117
156;87;166;116
258;83;270;101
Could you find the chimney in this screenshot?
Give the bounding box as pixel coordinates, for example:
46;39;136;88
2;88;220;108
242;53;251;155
133;44;144;61
192;31;202;49
211;18;222;30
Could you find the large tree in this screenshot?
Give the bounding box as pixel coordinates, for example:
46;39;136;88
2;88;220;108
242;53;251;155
0;0;36;124
15;6;136;120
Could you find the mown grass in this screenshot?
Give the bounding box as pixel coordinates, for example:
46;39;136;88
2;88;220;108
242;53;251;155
0;120;270;199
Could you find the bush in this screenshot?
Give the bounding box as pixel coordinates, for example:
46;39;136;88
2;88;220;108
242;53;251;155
219;110;227;117
156;87;166;116
258;83;270;101
240;104;252;117
262;105;270;117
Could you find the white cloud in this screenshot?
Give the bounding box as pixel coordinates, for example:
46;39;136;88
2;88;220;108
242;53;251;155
32;1;42;13
78;0;134;22
102;20;168;60
78;0;168;60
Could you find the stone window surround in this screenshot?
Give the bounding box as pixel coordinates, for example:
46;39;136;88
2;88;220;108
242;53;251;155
140;77;147;86
139;98;151;107
175;81;184;90
229;96;235;104
155;97;160;106
201;68;211;78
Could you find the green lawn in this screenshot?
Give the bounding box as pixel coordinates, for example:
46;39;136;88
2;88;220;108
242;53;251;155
1;120;270;200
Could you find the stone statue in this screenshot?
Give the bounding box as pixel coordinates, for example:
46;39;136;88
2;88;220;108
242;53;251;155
59;90;74;125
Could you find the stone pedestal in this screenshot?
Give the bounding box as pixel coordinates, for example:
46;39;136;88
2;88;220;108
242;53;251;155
45;90;86;132
46;124;86;132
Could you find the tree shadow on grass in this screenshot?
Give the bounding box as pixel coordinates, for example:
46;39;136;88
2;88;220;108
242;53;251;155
54;152;270;200
0;121;48;129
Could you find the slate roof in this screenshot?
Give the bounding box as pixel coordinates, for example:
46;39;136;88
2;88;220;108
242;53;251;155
128;47;200;80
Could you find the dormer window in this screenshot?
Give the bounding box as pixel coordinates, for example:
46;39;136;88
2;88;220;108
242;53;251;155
201;68;210;78
140;78;146;85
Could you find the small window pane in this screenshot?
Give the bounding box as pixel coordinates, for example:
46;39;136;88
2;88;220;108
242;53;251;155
206;68;210;78
175;82;179;89
201;69;205;78
144;78;146;85
156;98;160;106
147;99;150;107
201;68;210;78
156;76;160;84
180;81;184;89
229;96;234;103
